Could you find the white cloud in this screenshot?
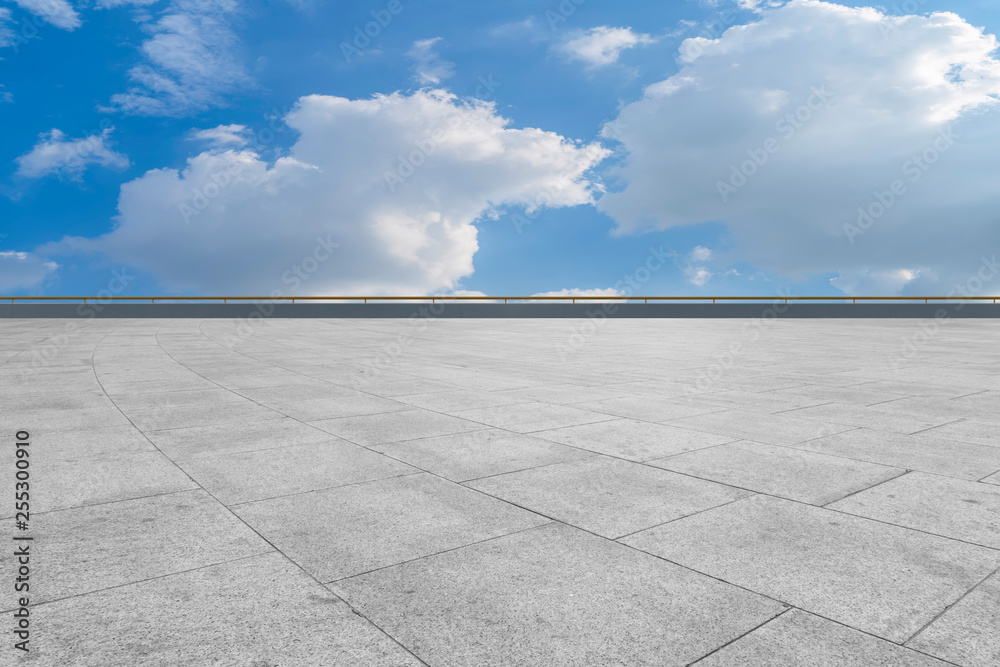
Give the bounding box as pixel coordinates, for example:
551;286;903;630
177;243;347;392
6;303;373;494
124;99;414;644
690;245;712;261
16;128;130;181
407;38;455;86
532;288;624;297
554;26;655;68
598;0;1000;294
0;251;58;291
96;0;161;8
830;268;922;295
106;0;253;116
685;267;713;287
0;8;14;47
188;124;249;147
45;90;608;295
9;0;80;30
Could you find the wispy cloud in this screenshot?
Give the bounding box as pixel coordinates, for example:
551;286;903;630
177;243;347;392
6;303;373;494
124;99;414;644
16;128;130;181
553;26;655;68
9;0;81;30
188;124;249;148
407;37;455;85
106;0;254;116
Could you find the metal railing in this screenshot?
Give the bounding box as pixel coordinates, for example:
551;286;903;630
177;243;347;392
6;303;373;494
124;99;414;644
3;296;998;304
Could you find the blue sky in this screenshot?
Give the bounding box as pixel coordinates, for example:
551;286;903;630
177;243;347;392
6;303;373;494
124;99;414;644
1;0;998;297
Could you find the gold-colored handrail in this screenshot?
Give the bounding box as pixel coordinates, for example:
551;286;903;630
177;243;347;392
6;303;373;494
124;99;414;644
3;296;998;303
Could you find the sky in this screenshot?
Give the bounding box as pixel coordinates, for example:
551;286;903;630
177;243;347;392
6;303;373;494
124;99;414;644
1;0;998;298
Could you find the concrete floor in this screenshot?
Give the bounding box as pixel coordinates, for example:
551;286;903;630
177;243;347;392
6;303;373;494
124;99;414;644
2;317;999;666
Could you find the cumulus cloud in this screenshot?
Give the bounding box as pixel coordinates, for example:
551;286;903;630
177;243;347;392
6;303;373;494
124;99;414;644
0;251;58;291
9;0;80;30
106;0;253;116
16;128;130;181
690;245;712;262
188;124;249;147
407;38;455;85
45;90;608;295
554;26;655;68
598;0;1000;294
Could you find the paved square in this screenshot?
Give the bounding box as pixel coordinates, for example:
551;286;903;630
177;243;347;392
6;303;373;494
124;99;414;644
3;317;1000;666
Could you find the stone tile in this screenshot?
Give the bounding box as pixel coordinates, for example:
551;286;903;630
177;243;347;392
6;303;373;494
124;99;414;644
908;572;1000;667
623;495;1000;642
452;402;616;433
467;456;751;539
785;403;961;434
669;409;855;446
110;388;247;413
126;401;283;432
310;409;487;447
570;395;724;422
493;383;631;405
652;441;903;505
1;451;196;516
177;440;418;505
35;490;270;603
393;388;532;412
919;418;1000;448
273;394;411;421
29;553;424;666
829;472;1000;548
0;406;133;433
23;425;155;461
233;473;546;581
333;523;785;667
531;418;737;462
147;417;333;458
693;609;951;666
793;428;1000;480
376;429;593;482
769;384;911;407
237;382;361;403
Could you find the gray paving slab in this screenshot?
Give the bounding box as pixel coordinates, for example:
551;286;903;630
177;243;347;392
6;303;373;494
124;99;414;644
668;408;856;446
908;571;1000;667
146;416;336;458
267;393;413;421
651;440;904;505
919;418;1000;448
31;553;425;667
376;428;594;482
467;455;752;538
452;401;617;432
332;522;786;667
1;451;197;515
793;428;1000;480
784;402;964;434
33;489;270;604
233;472;547;581
392;387;533;412
124;400;284;432
569;394;724;422
829;472;1000;548
693;609;951;666
309;408;488;447
176;440;419;505
530;418;737;461
622;495;1000;642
